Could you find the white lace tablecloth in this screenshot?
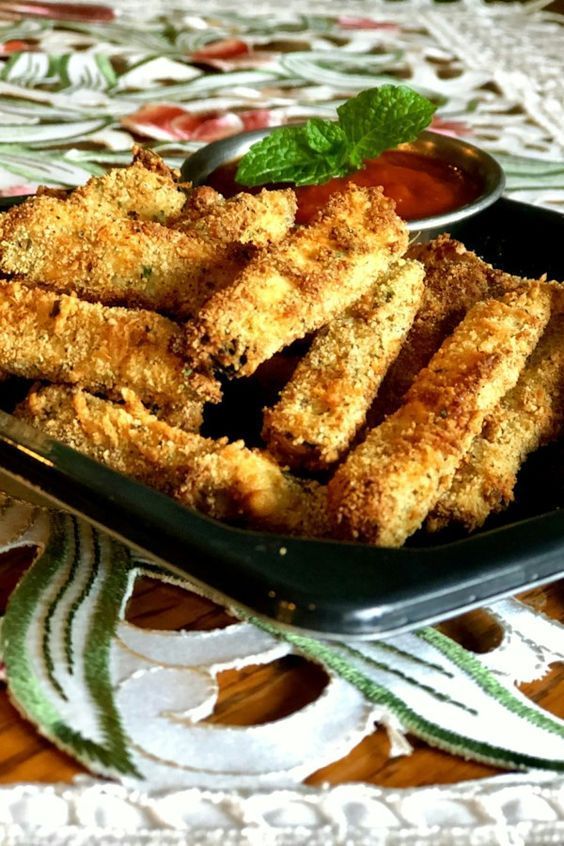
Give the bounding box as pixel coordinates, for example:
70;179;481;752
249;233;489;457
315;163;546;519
0;1;563;843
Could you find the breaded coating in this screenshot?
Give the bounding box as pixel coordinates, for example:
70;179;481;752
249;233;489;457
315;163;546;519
328;283;552;547
71;146;188;222
17;385;204;490
173;187;297;247
0;279;219;427
171;185;223;228
186;185;408;377
34;147;188;220
35;186;70;200
427;285;564;532
0;184;296;319
177;443;329;535
16;385;329;537
407;234;530;297
0;195;246;318
263;259;425;470
370;234;531;422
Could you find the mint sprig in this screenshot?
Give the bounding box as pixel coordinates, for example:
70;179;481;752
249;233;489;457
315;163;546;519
235;85;436;188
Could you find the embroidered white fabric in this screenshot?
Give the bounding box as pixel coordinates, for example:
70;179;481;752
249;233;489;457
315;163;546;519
1;772;564;844
2;516;564;840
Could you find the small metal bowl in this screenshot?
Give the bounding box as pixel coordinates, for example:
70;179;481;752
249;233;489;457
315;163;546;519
181;128;505;239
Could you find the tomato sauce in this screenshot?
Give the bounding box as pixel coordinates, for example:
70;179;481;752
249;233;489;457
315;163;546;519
207;148;481;224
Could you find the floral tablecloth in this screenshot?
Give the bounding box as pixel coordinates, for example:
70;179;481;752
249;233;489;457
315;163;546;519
0;1;563;844
0;0;562;212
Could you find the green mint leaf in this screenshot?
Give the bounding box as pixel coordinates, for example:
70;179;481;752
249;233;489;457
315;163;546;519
236;122;347;187
305;118;346;155
235;85;435;188
337;84;436;168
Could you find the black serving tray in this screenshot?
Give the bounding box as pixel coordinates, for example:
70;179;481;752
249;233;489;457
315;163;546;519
0;196;562;639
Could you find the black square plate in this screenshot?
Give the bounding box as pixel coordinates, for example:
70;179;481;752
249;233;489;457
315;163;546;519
0;196;561;639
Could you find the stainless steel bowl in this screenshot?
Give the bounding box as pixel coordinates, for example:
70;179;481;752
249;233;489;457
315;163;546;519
181;128;505;239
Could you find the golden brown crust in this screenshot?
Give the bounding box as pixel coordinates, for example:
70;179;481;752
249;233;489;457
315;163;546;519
370;234;532;422
0;195;247;318
328;283;552;547
185;184;408;378
0;176;296;319
177;444;329;536
130;145;180;177
0;278;219;426
263;259;425;470
170;185;224;229
16;385;329;537
70;145;188;223
427;284;564;532
173;187;297;247
16;385;209;493
2;156;560;549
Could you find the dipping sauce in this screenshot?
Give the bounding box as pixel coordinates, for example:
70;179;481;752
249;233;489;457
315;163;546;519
207;147;482;225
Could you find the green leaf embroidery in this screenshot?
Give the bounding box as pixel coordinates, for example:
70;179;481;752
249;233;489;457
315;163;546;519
2;513;139;776
248;615;564;773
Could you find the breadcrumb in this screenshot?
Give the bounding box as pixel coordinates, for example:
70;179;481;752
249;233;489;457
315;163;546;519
173;187;297;247
328;283;552;547
263;258;425;470
0;278;219;427
71;145;188;223
186;184;408;377
370;234;532;422
0;154;296;319
427;284;564;531
16;385;329;537
0;196;246;317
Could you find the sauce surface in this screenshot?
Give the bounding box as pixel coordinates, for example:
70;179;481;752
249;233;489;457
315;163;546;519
207;148;482;224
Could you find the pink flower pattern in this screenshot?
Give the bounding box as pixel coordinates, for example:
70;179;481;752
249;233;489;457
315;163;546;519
122;104;276;143
337;16;399;31
0;2;113;22
430;116;473;138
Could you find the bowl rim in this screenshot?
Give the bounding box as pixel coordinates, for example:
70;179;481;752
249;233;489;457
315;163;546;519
181;127;506;233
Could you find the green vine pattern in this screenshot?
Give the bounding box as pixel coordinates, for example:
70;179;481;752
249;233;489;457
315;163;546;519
0;5;560;210
1;500;564;782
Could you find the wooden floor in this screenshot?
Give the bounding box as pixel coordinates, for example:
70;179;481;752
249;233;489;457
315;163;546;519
0;545;561;788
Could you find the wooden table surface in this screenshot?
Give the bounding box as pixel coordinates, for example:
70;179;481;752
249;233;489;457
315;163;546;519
0;544;561;789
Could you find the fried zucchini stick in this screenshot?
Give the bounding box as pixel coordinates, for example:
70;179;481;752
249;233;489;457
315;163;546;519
186;185;408;377
71;146;188;222
16;386;329;537
38;154;220;227
0;279;219;428
0;187;296;318
427;288;564;532
173;187;297;248
370;235;531;422
177;444;329;535
328;283;552;547
263;259;425;470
